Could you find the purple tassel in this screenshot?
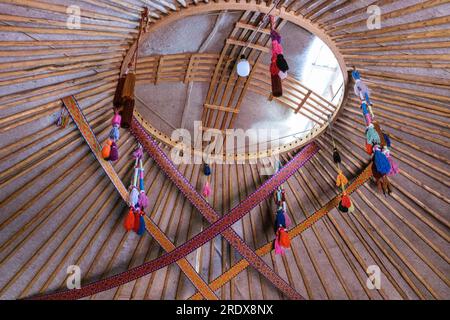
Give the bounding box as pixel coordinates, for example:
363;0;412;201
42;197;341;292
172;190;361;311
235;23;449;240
270;29;281;43
109;141;119;161
133;147;143;159
138;191;148;209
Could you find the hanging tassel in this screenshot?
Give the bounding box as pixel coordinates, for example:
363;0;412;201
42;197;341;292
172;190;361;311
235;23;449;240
341;194;352;208
275;208;286;230
112;111;122;127
278;228;290;248
276;54;289;72
202;180;211;198
274;235;284;255
123;208;135;231
203;163;211;176
133;210;141;233
113;76;126;108
373;146;391;175
101;139;112;159
270;61;280;76
271;74;283;97
109;141;119;161
338;201;349;213
333;148;341;164
352;70;361;80
278;70;288;80
365;142;373;155
137;214;145;236
335;170;348;187
109;126;120;141
354;79;370;103
385;150;399;176
138;191;148;209
271;40;283;55
366;124;380;145
129;186;139;207
133;146;143;159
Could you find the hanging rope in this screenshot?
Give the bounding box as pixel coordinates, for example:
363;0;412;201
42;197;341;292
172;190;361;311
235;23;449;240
327;116;354;213
352;69;398;195
273;160;291;254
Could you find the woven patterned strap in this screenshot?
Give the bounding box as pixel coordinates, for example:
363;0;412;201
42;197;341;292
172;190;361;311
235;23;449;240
33;102;316;300
131;118;318;300
38;96;218;300
189;163;374;299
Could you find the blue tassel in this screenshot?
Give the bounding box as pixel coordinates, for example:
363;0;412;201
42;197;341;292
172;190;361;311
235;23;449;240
275;209;286;230
139;177;145;191
137;214;145;235
374;149;391;175
109;125;120;141
364;92;371;105
352;70;361;80
366;125;380;145
361;102;369;115
204;164;211;176
384;134;391;148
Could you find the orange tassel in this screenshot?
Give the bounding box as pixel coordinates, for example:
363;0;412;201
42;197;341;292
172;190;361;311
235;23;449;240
365;143;373;155
102;139;113;159
335;170;348;187
124;208;135;231
278;228;290;248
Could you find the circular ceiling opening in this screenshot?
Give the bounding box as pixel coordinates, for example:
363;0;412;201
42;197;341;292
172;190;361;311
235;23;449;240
133;10;345;159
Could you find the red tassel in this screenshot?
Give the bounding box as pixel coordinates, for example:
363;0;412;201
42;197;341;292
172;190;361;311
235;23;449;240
123;208;135;231
365;143;373;155
278;228;290;248
133;210;141;233
341;194;351;208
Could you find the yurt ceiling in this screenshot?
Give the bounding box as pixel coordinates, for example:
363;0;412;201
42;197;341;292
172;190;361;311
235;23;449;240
0;0;449;300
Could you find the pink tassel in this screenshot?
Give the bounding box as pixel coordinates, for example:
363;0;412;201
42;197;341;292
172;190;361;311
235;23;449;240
365;113;372;126
272;40;283;55
202;180;211;198
387;153;399;176
274;236;284;255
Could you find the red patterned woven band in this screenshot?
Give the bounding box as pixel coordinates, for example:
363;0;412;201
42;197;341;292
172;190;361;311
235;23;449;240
31;117;318;300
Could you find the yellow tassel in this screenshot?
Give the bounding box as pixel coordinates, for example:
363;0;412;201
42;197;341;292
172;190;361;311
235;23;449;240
336;170;348;187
